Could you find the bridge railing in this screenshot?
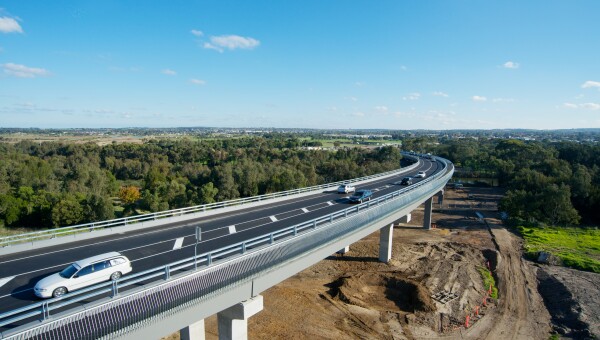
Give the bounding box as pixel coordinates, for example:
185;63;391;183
0;154;420;248
0;156;452;338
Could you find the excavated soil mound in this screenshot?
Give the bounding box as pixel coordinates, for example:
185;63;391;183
330;272;436;313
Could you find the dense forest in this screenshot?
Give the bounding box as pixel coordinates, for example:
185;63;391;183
1;133;599;230
0;137;403;229
431;138;600;226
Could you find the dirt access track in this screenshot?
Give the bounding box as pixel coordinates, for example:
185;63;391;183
164;187;599;340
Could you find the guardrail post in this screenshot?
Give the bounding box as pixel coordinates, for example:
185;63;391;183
207;253;213;266
164;265;170;280
293;226;297;236
330;215;333;223
111;281;119;297
242;243;247;253
41;302;50;320
345;209;348;217
270;234;274;244
313;220;317;228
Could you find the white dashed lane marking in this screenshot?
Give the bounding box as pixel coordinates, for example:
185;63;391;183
228;225;236;234
0;276;15;289
302;208;309;213
327;201;334;206
173;237;184;250
269;216;278;222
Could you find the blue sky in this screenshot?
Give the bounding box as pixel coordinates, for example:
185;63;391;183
1;1;599;129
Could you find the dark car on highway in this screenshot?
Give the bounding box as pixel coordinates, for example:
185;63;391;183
348;190;373;203
400;177;413;185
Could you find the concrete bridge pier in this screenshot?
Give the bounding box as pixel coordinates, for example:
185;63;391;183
399;213;411;224
379;223;394;263
337;245;350;254
217;295;263;340
423;196;433;230
180;319;205;340
437;189;444;206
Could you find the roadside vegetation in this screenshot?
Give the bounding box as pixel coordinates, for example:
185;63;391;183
518;226;600;273
478;266;498;299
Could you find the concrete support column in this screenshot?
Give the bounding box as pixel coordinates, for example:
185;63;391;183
337;245;350;254
181;319;205;340
437;190;444;206
399;213;411;224
217;295;263;340
423;196;433;230
379;223;394;263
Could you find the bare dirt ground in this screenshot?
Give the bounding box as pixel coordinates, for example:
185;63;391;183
538;266;600;338
164;186;600;340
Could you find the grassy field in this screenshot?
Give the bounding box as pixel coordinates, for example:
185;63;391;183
518;226;600;273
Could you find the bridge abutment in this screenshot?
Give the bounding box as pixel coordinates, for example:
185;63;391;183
217;295;263;340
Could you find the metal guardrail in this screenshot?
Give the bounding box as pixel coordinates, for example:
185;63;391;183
0;155;452;339
0;155;421;248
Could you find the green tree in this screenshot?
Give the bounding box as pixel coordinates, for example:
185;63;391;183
52;195;84;227
199;182;219;204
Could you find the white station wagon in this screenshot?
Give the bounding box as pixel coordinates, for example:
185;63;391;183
34;252;132;298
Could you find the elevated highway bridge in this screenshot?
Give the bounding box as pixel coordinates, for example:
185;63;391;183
0;153;453;339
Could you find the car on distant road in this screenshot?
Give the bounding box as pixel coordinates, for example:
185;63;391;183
414;171;427;178
400;177;413;185
34;252;132;299
348;190;373;203
337;184;356;194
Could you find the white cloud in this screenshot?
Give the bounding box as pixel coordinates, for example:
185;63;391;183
203;35;260;52
492;98;515;103
432;91;449;97
502;61;519;69
352;112;365;117
402;92;420;100
581;80;600;89
2;63;50;78
400;65;408;71
0;17;22;33
563;103;578;109
563;102;600;110
374;106;388;113
354;81;364;87
581;103;600;110
472;95;487;102
190;29;204;37
161;69;176;76
190;78;206;85
347;96;358;102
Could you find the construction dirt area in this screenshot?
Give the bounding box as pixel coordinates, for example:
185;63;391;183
164;186;600;340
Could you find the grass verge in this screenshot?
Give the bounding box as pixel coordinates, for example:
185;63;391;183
518;226;600;273
478;266;498;299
